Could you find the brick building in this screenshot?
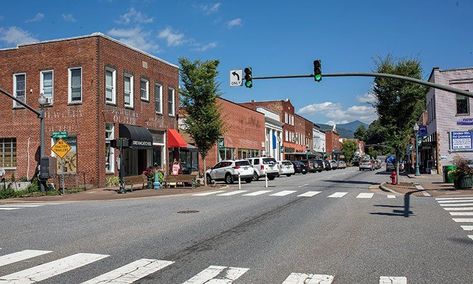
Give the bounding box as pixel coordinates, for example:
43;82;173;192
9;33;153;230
0;33;179;188
325;130;341;159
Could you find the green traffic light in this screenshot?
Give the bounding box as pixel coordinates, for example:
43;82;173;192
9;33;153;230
245;80;253;88
314;74;322;82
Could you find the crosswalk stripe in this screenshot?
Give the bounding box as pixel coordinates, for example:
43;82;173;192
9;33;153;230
182;265;248;284
270;190;297;197
439;203;473;207
0;208;20;211
82;259;174;284
461;225;473;231
327;192;348;198
297;191;321;197
387;195;396;199
379;276;407;284
193;191;225;196
0;253;109;283
217;190;248;196
0;250;52;267
437;199;473;204
449;212;473;216
452;218;473;222
282;272;334;284
242;190;272;196
436;196;473;200
356;193;374;199
442;207;473;211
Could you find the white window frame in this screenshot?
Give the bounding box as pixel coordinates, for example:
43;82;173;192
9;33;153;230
105;123;115;174
168;87;175;116
140;78;149;101
284;113;288;124
155;83;163;114
68;67;82;104
105;67;116;105
124;74;134;108
13;73;26;108
40;70;54;104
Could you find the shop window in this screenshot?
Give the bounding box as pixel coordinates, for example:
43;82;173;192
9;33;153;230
124;74;133;108
13;73;26;108
105;68;116;104
0;138;16;168
68;67;82;103
155;83;163;114
105;124;115;173
40;70;54;104
51;136;77;174
168;87;175;116
456;94;469;115
140;78;149;101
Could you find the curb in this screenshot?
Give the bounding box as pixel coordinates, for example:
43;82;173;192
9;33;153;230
379;182;401;195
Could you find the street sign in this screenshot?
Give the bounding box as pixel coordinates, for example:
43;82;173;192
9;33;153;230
229;69;243;87
418;125;427;137
451;131;473;151
52;131;68;139
51;138;72;158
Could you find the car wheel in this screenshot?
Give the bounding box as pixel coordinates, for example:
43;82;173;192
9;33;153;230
268;176;276;181
206;174;212;184
302;170;307;175
253;172;259;181
225;173;234;184
286;174;292;177
245;178;252;183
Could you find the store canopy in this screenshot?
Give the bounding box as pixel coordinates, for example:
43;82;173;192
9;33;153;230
119;124;153;149
168;129;187;148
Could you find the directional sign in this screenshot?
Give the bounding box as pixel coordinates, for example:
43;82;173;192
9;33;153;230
52;131;68;139
51;138;72;158
230;69;243;87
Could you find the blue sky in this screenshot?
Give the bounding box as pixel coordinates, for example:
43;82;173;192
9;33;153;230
1;0;472;125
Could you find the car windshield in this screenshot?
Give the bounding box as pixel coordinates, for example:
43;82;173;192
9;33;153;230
263;158;276;164
235;161;250;166
282;161;292;166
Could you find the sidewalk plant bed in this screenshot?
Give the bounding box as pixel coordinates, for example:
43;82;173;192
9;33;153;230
448;156;473;189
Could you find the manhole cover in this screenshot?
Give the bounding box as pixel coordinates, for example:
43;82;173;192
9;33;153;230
177;210;199;214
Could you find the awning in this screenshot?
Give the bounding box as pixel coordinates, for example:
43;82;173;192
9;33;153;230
168;129;187;148
119;124;153;149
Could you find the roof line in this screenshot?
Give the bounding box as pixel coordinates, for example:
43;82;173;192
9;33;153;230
218;97;265;115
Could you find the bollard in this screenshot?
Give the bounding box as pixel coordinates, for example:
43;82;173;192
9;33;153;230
265;172;268;188
238;173;241;190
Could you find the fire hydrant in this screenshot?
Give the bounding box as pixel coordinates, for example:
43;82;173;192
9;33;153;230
390;171;397;185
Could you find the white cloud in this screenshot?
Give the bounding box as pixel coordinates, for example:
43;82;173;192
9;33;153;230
198;2;221;15
357;92;377;104
26;13;44;23
192;41;217;52
227;18;242;28
0;26;38;46
62;14;76;22
107;27;159;53
298;101;377;124
117;8;153;24
158;27;185;47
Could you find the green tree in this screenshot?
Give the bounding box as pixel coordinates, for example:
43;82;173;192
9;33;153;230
372;56;427;174
354;125;367;141
365;119;392;155
179;58;224;185
342;140;358;165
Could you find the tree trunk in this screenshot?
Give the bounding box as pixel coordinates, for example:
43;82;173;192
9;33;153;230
203;156;207;187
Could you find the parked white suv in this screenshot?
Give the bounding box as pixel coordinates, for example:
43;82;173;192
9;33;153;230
248;157;279;181
206;160;255;184
278;160;295;177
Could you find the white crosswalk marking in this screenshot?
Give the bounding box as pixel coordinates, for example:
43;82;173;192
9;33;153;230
439;203;473;207
82;259;174;284
270;190;297;197
242;190;272;196
182;265;248;284
356;193;374;199
193;191;225;196
461;225;473;231
0;250;51;267
442;207;473;211
327;192;348;198
449;212;473;216
379;276;407;284
0;208;20;211
0;253;109;283
436;196;473;200
452;218;473;222
0;204;45;208
297;191;321;197
437;199;473;204
282;272;334;283
387;195;396;199
217;190;248;196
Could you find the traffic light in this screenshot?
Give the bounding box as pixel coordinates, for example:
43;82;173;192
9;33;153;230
313;60;322;82
244;67;253;88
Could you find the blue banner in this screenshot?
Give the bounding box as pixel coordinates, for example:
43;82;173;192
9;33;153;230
272;132;277;149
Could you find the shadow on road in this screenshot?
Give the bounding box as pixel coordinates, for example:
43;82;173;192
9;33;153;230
370;189;425;218
322;180;379;185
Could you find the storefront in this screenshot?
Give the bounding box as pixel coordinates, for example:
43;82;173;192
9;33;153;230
119;124;153;176
167;128;199;174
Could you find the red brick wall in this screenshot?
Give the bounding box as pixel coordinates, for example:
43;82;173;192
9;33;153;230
325;131;341;155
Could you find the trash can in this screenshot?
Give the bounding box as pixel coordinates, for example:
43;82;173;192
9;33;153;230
443;165;456;183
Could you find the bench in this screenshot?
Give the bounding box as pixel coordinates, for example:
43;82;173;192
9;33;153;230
123;175;146;191
164;174;197;188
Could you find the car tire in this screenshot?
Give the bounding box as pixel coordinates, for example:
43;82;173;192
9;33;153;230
302;171;307;175
225;173;234;184
253;172;259;181
245;178;252;183
206;174;212;184
286;174;292;177
268;175;276;181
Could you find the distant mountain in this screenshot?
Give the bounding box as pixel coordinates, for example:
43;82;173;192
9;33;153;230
317;120;369;138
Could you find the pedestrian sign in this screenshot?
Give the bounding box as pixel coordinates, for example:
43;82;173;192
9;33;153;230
51;138;72;158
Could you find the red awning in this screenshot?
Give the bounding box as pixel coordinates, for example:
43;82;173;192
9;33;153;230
167;129;187;148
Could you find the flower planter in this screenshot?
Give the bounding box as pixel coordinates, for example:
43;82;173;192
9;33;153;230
454;175;473;189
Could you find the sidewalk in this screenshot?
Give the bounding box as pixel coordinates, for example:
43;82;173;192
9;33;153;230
0;185;227;203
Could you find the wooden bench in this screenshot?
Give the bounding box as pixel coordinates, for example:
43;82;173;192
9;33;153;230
164;174;197;188
123;175;146;191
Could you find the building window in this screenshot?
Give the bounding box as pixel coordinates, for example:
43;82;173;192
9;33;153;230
105;68;116;104
0;138;16;168
168;87;175;116
456;94;469;115
155;83;163;114
124;74;133;108
285;113;288;124
40;70;54;104
105;124;115;173
140;78;149;101
68;67;82;103
13;73;26;108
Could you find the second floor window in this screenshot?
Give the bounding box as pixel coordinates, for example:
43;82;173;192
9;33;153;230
456;94;469;115
40;70;53;104
155;83;162;113
124;74;133;108
13;73;26;108
68;67;82;103
168;87;175;116
140;78;149;101
105;68;116;104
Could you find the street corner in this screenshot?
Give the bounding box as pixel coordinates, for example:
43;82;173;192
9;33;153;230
379;181;428;197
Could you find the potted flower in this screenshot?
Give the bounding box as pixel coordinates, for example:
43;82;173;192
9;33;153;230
448;156;473;189
142;167;156;189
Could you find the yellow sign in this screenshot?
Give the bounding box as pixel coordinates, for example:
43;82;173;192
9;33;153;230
51;138;72;159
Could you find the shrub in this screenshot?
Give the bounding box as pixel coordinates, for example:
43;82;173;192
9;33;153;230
106;176;120;187
448;156;473;180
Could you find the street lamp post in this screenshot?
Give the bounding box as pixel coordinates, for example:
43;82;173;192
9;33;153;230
413;123;420;176
38;93;47;192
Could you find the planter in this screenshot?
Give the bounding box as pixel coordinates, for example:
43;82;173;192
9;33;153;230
454;175;473;189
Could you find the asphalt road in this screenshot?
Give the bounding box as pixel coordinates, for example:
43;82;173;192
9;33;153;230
1;167;472;283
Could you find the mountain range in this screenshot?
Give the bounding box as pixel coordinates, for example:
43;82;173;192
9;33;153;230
317;120;368;138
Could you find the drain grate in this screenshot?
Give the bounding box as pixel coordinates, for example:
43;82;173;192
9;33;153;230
177;210;199;214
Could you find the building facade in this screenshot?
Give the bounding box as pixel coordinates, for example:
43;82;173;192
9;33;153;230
0;33;179;188
325;130;341;159
256;107;283;161
424;67;473;174
313;125;326;154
